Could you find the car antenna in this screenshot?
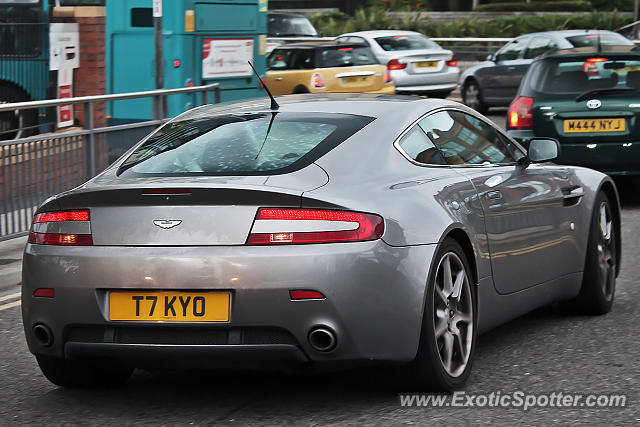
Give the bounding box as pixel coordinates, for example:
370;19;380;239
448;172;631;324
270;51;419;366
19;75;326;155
248;61;279;110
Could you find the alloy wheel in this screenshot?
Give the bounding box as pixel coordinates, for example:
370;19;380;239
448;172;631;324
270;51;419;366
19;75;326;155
433;252;473;378
597;201;615;301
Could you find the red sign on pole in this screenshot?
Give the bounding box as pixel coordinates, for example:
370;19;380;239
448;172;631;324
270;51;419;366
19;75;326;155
57;65;74;128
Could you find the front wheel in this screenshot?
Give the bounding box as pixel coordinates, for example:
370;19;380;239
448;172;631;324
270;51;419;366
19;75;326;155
403;238;476;391
462;80;487;114
569;192;617;314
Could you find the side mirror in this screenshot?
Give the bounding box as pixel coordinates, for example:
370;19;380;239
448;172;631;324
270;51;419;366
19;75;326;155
486;53;494;62
528;138;560;163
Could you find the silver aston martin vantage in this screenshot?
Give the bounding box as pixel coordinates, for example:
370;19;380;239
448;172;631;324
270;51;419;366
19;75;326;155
22;94;620;390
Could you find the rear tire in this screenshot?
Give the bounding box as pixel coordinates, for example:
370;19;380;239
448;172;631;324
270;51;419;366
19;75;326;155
569;191;617;314
400;238;477;391
462;80;487;114
36;355;133;388
292;85;309;94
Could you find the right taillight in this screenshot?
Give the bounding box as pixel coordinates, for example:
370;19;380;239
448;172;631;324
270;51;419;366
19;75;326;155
28;209;93;246
508;97;534;129
246;208;384;245
387;59;407;71
311;73;325;89
446;56;458;67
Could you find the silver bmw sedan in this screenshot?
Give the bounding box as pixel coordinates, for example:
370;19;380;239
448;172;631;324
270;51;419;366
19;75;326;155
22;94;620;390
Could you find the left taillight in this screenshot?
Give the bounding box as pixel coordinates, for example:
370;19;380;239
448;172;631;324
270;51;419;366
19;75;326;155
28;209;93;246
507;97;533;130
246;208;384;245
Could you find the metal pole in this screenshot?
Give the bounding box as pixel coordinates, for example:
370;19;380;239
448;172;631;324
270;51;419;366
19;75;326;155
153;0;164;119
83;102;95;179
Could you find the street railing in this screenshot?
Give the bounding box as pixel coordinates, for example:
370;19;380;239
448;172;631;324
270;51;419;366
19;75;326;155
0;83;220;240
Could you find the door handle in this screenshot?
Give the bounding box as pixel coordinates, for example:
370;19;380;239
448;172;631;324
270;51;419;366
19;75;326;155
487;190;502;200
275;77;283;81
507;66;516;71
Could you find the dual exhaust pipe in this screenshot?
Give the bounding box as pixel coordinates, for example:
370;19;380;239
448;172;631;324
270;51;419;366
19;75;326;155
32;323;53;347
32;322;337;352
308;326;337;352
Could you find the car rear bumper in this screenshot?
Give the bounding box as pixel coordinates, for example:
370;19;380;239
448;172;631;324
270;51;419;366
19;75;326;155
557;142;640;175
392;68;458;93
22;240;436;368
509;133;640;175
312;85;396;95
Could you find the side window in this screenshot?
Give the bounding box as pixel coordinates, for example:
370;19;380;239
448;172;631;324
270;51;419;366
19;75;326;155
288;49;314;69
524;37;557;59
495;39;525;62
418;111;517;165
267;49;291;70
351;36;370;47
398;126;446;165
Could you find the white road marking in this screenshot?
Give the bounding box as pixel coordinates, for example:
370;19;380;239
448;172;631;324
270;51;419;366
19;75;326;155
0;300;20;311
0;292;20;303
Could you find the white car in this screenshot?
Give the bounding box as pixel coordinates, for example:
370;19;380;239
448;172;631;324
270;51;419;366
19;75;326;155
336;30;459;97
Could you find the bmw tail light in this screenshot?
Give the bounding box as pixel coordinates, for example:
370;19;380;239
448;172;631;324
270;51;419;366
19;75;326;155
387;59;407;71
28;209;93;246
581;57;606;77
446;56;458;67
311;73;325;88
507;97;533;129
246;208;384;245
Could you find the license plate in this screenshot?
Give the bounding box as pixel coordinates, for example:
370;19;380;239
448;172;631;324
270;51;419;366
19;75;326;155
414;61;438;69
344;76;368;83
109;291;230;322
563;118;626;133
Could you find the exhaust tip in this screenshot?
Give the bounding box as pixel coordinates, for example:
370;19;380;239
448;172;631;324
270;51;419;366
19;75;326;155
308;327;336;352
33;324;53;347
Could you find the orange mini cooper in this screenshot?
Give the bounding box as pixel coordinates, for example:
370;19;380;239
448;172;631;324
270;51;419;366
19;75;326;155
265;41;395;95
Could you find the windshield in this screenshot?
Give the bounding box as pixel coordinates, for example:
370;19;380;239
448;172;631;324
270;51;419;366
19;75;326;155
566;33;633;48
319;46;378;67
268;14;318;37
118;112;374;177
374;34;441;51
522;56;640;97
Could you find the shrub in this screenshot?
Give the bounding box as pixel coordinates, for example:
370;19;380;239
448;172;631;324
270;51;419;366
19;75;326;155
474;1;592;12
311;8;634;38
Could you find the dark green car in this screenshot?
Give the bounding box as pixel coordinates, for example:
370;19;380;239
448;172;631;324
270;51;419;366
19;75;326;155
507;46;640;175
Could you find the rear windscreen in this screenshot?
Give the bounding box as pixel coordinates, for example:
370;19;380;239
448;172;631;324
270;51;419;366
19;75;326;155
522;56;640;97
118;112;374;177
374;35;440;51
319;46;378;67
566;33;633;48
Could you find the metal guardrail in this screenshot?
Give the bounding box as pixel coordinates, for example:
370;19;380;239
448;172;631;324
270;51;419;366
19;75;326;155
0;83;221;241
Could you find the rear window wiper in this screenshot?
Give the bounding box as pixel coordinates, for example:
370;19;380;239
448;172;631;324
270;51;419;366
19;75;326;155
575;87;636;102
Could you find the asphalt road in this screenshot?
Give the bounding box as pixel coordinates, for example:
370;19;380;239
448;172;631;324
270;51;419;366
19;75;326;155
1;111;638;425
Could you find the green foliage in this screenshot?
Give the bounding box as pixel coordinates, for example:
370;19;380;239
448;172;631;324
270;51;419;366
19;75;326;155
474;1;592;12
589;0;633;11
311;8;634;38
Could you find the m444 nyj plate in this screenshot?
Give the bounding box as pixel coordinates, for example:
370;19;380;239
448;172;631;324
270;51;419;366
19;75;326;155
563;118;626;133
109;291;230;322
